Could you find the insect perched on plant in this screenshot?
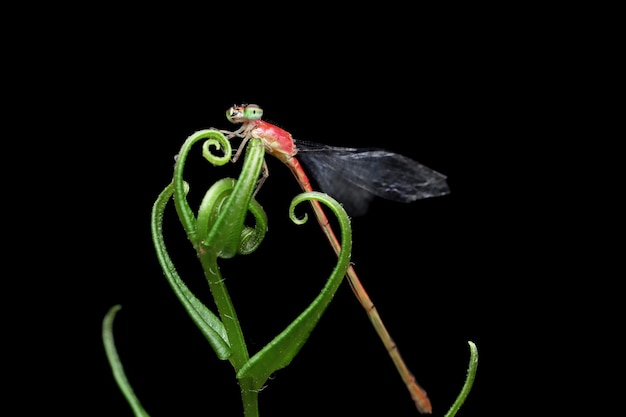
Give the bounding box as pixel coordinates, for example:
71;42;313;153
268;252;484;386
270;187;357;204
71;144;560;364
220;104;450;414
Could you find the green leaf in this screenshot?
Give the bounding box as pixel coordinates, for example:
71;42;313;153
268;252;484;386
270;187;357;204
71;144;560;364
172;129;232;244
102;305;151;417
195;138;266;259
236;192;352;389
151;183;231;359
444;341;479;417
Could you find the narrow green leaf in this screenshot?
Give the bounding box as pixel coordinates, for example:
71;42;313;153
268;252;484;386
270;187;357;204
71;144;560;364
172;129;231;244
198;137;266;259
102;305;151;417
444;341;479;417
236;192;352;389
151;183;231;359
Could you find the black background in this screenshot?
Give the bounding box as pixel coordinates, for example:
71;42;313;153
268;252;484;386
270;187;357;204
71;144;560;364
13;7;581;417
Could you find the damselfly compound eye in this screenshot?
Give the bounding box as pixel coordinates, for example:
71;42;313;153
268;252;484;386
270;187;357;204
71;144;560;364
243;104;263;121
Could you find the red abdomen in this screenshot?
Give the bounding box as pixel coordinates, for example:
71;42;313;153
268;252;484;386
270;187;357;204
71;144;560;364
253;120;297;163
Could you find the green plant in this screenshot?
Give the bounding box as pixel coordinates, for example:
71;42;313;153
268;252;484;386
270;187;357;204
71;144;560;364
103;128;478;416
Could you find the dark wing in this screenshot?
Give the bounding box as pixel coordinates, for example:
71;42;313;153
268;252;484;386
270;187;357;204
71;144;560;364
298;149;376;216
296;141;450;216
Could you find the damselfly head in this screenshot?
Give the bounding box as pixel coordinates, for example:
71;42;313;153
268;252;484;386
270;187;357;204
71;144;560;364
226;103;264;124
226;105;245;124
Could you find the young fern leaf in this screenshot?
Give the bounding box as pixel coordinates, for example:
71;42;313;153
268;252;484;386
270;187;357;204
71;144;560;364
444;341;479;417
102;305;151;417
237;191;352;390
152;182;231;358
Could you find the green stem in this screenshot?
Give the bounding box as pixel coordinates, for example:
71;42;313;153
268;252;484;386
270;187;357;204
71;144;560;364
196;250;260;417
240;380;259;417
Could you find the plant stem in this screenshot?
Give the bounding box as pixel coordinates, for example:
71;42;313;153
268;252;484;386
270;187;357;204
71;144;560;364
239;378;259;417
